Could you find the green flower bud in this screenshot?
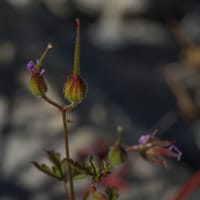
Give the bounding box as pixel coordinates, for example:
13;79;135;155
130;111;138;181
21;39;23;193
108;131;127;166
109;144;127;166
27;43;52;96
30;73;48;96
63;74;87;104
63;19;87;104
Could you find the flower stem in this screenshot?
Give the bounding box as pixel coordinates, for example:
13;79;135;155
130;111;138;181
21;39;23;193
41;95;62;110
62;109;75;200
64;178;70;200
40;94;75;200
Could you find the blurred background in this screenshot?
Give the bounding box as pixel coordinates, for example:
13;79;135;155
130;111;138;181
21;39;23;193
1;0;200;199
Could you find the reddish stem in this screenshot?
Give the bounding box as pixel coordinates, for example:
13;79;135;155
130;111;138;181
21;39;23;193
171;170;200;200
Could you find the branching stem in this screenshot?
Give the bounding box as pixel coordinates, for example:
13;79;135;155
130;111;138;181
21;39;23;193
41;94;75;200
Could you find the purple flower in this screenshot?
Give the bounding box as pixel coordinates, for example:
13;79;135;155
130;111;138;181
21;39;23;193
127;131;182;168
138;134;151;144
26;43;52;76
26;59;45;75
26;43;52;96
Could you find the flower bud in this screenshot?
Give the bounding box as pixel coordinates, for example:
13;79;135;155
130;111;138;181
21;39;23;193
108;130;127;166
26;43;52;96
64;74;87;104
126;130;182;169
30;73;48;96
109;144;127;166
63;19;87;104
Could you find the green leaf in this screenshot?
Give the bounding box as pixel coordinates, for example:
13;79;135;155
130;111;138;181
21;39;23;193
66;159;92;179
89;156;101;182
46;151;62;168
32;151;68;181
32;162;64;180
101;160;113;176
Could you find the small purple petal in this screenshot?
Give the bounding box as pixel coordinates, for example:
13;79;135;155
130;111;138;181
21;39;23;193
26;61;35;72
168;145;182;160
40;68;45;75
139;134;151;144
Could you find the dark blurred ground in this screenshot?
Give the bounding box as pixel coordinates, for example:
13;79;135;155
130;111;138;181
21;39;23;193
1;0;200;199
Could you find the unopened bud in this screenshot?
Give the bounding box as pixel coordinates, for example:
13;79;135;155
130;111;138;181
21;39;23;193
27;43;52;96
108;131;127;166
30;73;48;96
109;144;127;166
63;74;87;104
63;19;87;104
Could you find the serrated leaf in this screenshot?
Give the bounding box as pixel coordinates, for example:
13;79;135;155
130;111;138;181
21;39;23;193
46;151;67;180
51;166;63;179
46;150;62;167
32;162;51;174
32;162;63;180
101;160;113;176
32;155;66;181
66;159;92;179
89;156;101;182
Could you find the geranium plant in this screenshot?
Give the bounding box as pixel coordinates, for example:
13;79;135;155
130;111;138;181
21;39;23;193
26;18;182;200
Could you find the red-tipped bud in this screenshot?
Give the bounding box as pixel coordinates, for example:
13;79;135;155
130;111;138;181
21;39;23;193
63;19;87;104
63;74;87;104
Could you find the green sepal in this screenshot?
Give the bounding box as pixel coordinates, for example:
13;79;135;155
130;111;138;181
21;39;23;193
63;74;87;104
108;132;127;166
29;74;47;96
108;145;127;166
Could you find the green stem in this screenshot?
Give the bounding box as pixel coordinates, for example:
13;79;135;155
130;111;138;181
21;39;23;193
62;109;75;200
41;95;62;110
36;43;52;72
73;18;80;75
40;95;75;200
64;178;70;200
